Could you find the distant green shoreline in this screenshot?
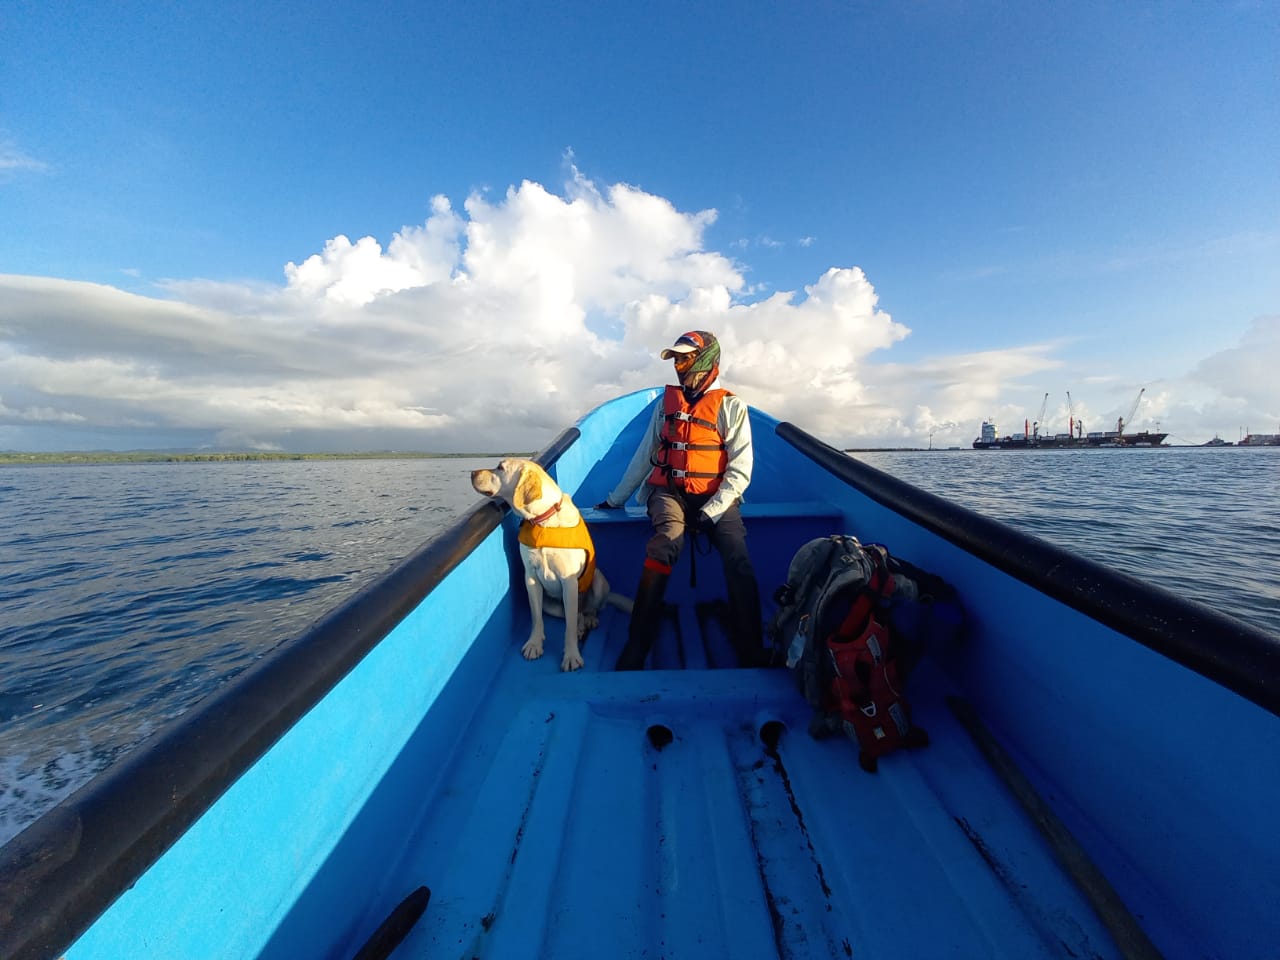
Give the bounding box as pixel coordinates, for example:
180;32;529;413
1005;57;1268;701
0;451;526;465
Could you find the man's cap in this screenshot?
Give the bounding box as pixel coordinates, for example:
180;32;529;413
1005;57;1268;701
660;330;717;359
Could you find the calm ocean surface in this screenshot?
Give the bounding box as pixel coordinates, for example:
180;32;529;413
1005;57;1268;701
2;447;1277;845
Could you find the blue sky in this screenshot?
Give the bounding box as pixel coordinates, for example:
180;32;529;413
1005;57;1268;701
2;1;1277;451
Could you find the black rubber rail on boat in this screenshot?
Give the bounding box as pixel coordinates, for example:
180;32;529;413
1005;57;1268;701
948;697;1163;960
0;431;580;960
776;421;1280;719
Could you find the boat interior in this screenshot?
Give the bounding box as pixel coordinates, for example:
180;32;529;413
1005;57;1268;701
292;502;1127;960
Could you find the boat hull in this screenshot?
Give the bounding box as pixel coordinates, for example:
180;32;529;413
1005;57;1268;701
973;431;1169;449
2;389;1277;960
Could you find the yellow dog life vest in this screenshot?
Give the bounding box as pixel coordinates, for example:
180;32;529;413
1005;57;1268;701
518;519;597;594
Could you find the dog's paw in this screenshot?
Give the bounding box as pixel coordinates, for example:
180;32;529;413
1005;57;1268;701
561;649;585;672
522;637;544;660
582;611;600;633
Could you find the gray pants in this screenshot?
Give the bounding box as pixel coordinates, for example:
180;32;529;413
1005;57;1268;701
616;488;757;670
645;489;754;584
643;489;764;664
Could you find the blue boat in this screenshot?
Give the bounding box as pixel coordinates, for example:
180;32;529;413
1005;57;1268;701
2;388;1277;960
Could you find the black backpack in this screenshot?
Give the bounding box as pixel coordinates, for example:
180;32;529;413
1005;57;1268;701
768;535;957;772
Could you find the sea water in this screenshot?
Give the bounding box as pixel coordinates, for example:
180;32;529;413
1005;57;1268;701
857;445;1280;633
0;457;494;845
2;448;1277;845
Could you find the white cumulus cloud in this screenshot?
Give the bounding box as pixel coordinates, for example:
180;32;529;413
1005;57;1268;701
0;170;1275;452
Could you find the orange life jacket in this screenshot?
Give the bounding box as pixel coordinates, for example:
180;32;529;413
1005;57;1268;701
646;386;730;496
518;518;597;594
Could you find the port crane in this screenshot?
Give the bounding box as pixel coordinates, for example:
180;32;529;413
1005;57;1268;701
1059;391;1080;442
1031;392;1049;440
1117;387;1145;436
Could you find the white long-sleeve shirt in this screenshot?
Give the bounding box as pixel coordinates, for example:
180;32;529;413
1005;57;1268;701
602;381;753;523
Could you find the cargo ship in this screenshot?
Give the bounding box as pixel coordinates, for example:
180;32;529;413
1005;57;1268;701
972;420;1169;449
973;387;1168;449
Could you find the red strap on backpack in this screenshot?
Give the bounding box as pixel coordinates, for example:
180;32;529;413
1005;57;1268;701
830;558;894;643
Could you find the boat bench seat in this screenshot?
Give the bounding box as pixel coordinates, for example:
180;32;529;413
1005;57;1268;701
581;500;842;524
578;501;847;643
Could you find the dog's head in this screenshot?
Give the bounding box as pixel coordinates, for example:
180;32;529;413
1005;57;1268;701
470;458;552;515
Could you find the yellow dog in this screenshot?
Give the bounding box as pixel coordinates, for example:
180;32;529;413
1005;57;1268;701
471;458;630;671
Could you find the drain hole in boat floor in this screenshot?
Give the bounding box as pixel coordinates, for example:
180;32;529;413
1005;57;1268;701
759;720;785;751
647;724;674;750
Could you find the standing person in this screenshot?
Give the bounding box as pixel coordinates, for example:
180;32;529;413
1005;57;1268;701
595;330;765;669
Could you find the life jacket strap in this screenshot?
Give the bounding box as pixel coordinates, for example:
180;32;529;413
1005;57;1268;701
665;410;718;431
666;468;722;479
665;441;725;452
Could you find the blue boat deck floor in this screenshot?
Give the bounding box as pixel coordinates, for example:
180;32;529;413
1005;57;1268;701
377;603;1121;960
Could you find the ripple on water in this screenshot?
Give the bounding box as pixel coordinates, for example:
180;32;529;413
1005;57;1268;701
0;457;497;843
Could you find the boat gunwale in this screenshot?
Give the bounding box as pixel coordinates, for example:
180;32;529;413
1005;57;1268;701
777;420;1280;719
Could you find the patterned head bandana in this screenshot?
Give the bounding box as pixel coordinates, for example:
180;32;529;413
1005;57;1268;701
660;330;720;399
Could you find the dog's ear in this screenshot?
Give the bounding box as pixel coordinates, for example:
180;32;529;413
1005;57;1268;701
512;464;544;512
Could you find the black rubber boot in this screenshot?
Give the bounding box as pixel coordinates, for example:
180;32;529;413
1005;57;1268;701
615;567;669;670
727;575;766;667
